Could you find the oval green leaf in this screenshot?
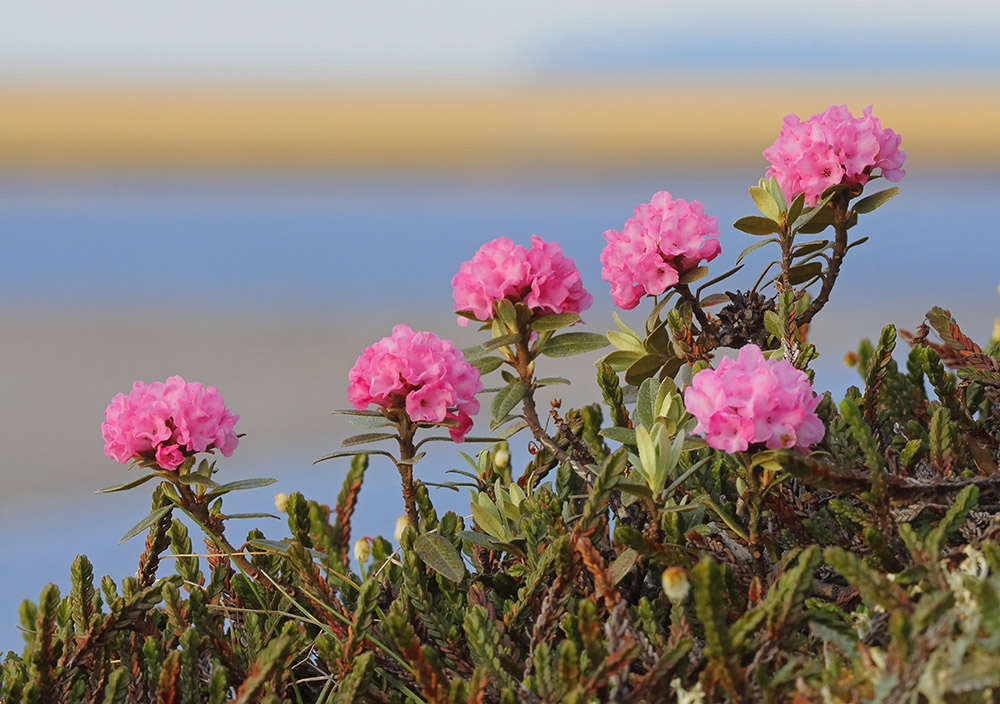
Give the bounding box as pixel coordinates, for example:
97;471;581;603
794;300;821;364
531;313;580;332
342;432;397;447
541;332;610;358
414;533;467;583
491;381;527;423
733;216;779;236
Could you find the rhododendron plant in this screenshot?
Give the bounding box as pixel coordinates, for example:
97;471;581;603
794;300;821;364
763;104;905;206
452;234;592;325
24;100;1000;704
101;375;239;471
683;344;824;453
600;191;721;310
347;323;482;442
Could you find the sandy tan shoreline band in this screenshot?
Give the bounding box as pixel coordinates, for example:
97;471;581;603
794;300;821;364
1;78;998;171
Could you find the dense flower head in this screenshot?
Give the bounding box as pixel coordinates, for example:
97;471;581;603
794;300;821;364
347;324;482;442
763;104;906;206
601;191;721;310
102;376;240;471
452;235;592;326
683;345;824;453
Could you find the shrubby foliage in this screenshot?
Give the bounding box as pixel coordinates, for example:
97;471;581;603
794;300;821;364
5;105;1000;704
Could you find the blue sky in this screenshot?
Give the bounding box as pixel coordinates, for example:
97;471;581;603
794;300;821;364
2;1;998;79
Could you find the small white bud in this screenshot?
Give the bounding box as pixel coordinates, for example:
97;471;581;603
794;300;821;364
494;448;510;468
394;516;409;542
273;493;289;513
661;567;690;602
353;538;371;564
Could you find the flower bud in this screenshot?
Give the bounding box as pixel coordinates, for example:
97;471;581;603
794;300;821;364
273;493;289;513
394;516;409;542
661;567;690;602
494;448;510;469
353;538;371;564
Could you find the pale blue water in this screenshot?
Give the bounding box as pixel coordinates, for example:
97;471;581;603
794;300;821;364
1;169;997;652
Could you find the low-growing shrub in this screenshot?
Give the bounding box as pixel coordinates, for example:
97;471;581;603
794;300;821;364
4;104;1000;704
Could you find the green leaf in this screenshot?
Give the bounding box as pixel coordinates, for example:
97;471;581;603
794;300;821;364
607;330;645;353
535;376;570;387
700;293;730;308
470;356;505;374
678;265;708;285
330;409;385;417
616;481;653;501
314;449;395;464
735;238;779;265
635;377;659;429
600;350;644;372
531;313;580;331
119;505;173;544
853;187;899;214
246;538;293;553
749;185;780;222
540;332;610;358
414;533;467;583
763;310;783;338
491;381;527;423
599;426;638;445
203;477;279;501
470;503;507;541
95;474;161;494
791;240;830;258
342;432;397;447
494;299;518;329
608;548;639;585
457;530;498;550
625;354;664;387
790;190;837;232
786;192;806;226
786;262;823;285
733;216;779;236
692;559;732;657
175;473;220;489
225;512;280;520
481;333;522;351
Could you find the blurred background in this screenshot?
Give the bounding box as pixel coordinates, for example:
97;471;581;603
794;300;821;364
2;0;999;651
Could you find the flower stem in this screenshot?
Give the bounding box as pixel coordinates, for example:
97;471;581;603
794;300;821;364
512;334;593;484
395;419;420;530
675;283;711;331
797;193;851;327
173;481;261;581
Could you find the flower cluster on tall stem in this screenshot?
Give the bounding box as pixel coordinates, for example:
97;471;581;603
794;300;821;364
347;324;482;527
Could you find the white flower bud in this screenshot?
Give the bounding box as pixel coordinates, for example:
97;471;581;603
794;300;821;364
273;493;288;513
353;538;371;564
494;448;510;468
394;516;409;542
661;567;690;602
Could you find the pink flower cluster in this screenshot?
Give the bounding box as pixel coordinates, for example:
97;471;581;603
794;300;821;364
102;376;240;471
763;104;906;206
347;324;482;442
600;191;721;310
452;235;592;326
683;345;824;453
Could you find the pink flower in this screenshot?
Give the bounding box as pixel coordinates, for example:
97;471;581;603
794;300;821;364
452;235;592;326
764;104;906;206
347;324;482;442
683;345;824;453
601;192;721;310
102;376;239;471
